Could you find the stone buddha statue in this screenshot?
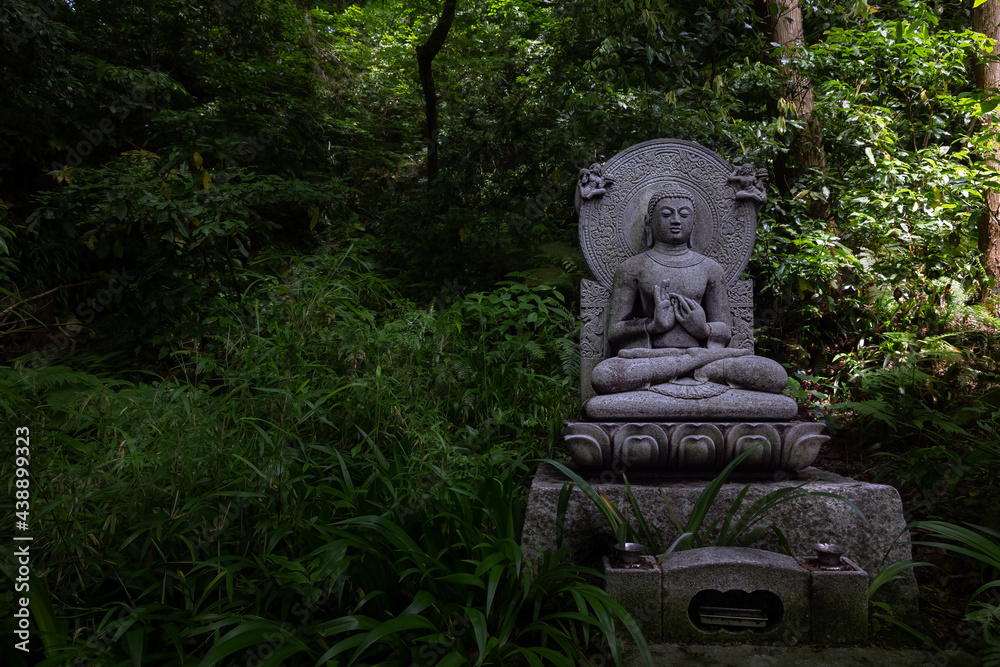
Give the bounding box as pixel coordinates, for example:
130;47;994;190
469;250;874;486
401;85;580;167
590;186;789;401
566;139;824;472
582;187;798;421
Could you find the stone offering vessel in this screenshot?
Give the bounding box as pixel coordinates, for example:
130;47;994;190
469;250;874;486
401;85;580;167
565;139;827;473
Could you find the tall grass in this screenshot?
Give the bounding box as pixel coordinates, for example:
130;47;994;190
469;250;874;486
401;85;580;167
0;249;650;665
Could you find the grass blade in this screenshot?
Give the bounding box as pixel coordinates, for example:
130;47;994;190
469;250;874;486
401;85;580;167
624;474;662;554
556;482;573;550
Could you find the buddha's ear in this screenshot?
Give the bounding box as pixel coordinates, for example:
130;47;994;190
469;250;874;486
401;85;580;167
644;216;653;247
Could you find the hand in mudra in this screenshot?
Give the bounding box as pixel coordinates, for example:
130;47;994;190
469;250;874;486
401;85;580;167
673;294;709;339
650;282;677;334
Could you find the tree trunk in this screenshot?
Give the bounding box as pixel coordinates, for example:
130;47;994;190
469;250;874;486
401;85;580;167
416;0;457;185
974;0;1000;281
767;0;828;213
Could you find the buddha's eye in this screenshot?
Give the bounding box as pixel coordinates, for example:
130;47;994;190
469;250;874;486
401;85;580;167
678;207;692;217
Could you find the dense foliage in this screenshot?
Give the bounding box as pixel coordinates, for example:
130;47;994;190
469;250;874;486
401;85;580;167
5;0;1000;663
1;253;653;664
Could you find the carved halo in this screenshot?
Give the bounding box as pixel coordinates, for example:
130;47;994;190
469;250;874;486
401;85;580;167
578;139;759;288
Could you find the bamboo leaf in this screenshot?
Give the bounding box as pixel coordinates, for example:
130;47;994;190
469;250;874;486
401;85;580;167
197;620;306;667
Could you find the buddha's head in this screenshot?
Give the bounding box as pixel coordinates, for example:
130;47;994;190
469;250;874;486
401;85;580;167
645;186;697;247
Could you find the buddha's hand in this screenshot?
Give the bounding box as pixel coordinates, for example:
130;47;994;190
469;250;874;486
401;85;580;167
674;295;710;340
649;282;676;334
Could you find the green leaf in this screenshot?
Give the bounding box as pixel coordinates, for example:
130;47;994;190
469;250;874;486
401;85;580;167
438;573;485;587
468;607;489;664
347;614;438;663
126;628;145;667
28;571;65;657
624;474;662;554
684;444;762;536
556;482;572;550
436;652;468;667
912;521;1000;570
869;561;931;599
197;620;306;667
541;460;626;546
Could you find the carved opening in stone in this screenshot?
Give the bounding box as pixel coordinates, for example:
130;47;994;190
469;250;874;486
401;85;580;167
688;589;784;632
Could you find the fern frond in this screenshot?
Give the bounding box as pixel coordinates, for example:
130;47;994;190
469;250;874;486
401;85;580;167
829;399;898;427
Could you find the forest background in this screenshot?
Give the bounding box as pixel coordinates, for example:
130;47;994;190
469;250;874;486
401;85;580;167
5;0;1000;664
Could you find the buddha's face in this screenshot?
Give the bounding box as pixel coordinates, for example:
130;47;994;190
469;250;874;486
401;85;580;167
650;196;695;245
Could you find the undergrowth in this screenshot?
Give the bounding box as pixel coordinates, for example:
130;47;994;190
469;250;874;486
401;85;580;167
0;249;650;666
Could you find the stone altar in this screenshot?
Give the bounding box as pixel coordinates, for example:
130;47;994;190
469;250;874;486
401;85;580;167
567;139;824;472
521;464;918;617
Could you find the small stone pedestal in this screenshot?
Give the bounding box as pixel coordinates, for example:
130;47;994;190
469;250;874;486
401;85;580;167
805;556;869;644
602;555;661;640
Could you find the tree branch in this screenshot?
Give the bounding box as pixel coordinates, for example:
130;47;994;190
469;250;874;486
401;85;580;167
416;0;458;184
0;280;96;325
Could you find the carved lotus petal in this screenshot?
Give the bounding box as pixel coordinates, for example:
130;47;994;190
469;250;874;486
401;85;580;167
784;435;829;471
671;424;724;470
784;422;826;441
620;435;659;469
734;435;771;469
564;436;604;471
613;423;668;471
726;424;780;470
563;423;610;470
779;422;828;471
677;435;716;470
